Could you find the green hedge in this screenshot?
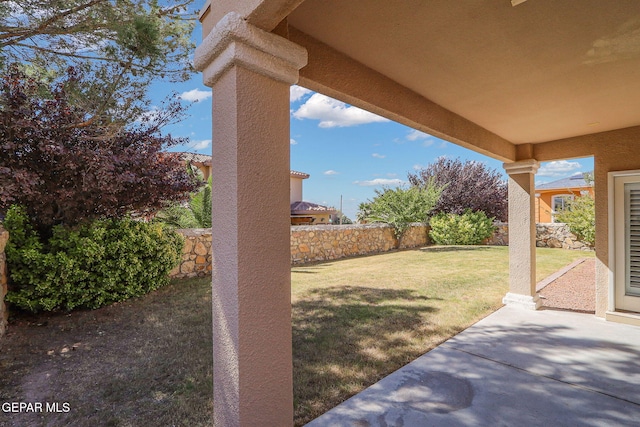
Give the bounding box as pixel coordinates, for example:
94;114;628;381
429;210;496;245
4;206;183;312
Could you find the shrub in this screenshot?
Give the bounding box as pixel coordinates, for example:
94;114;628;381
4;206;183;312
554;194;595;246
429;210;496;245
363;183;443;241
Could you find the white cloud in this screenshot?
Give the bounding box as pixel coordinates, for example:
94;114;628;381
191;139;212;150
179;88;212;102
372;153;386;159
406;129;438;147
413;164;426;170
324;170;339;175
293;93;390;128
290;138;298;145
537;160;582;177
354;178;407;187
406;129;429;141
290;85;312;102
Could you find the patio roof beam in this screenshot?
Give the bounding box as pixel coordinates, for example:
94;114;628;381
532;125;640;162
288;27;517;163
200;0;305;36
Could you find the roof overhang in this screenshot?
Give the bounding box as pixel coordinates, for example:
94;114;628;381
201;0;640;163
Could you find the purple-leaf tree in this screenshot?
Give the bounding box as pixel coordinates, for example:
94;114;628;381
408;157;508;221
0;65;200;235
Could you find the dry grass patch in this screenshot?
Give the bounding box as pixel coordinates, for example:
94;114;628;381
0;278;213;427
0;246;593;426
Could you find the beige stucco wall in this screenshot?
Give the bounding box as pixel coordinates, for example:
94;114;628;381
290;176;303;203
0;226;8;336
593;138;640;317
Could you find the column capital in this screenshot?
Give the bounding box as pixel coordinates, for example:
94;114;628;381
503;159;540;175
194;11;308;87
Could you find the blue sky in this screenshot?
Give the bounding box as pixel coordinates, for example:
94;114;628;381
151;26;594;221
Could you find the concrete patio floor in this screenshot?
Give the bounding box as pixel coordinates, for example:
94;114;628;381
306;306;640;426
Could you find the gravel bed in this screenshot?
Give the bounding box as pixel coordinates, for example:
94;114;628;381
539;258;596;313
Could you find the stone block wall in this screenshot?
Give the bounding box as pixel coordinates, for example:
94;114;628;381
291;223;429;265
170;229;212;279
535;223;591;250
485;222;591;250
0;226;8;336
485;222;509;246
169;221;589;277
171;224;429;275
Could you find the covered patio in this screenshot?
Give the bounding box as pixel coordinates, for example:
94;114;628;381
307;306;640;426
193;1;640;425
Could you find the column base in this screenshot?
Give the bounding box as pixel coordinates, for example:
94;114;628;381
502;292;542;310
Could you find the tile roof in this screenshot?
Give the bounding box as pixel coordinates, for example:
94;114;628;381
291;201;336;214
290;170;310;179
536;172;593;191
177;152;212;165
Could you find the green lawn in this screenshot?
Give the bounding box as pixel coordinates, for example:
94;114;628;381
0;246;593;426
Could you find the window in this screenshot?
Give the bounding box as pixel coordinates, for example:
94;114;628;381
551;194;573;223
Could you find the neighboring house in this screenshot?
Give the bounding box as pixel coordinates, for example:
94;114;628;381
175;159;335;225
535;172;594;223
178;152;212;180
290;170;336;225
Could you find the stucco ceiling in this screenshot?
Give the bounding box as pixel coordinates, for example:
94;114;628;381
287;0;640;144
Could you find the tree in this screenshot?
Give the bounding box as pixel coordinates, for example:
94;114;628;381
0;0;195;128
156;177;212;229
554;193;595;246
360;184;442;241
0;65;200;235
408;157;508;221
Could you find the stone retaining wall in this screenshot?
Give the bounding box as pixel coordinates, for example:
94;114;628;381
170;229;212;279
485;222;591;250
170;221;590;276
171;224;429;275
291;223;429;265
0;226;8;336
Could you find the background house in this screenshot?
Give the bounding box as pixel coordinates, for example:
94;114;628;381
536;172;594;223
290;170;336;225
178;152;212;180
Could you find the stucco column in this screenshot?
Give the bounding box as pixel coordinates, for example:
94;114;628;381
194;13;307;427
503;160;541;310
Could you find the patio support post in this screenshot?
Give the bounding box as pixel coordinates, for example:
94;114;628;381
194;12;307;427
503;160;542;309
